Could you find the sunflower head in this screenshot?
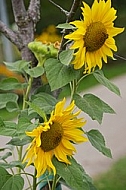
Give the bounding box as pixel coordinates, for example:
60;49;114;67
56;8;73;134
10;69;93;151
23;98;88;177
64;0;124;73
84;21;108;52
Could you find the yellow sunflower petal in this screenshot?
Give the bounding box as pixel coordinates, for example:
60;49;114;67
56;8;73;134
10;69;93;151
45;152;56;176
54;143;71;164
108;27;124;37
105;37;117;51
64;0;124;73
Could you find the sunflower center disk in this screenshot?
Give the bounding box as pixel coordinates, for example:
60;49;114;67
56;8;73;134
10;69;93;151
40;122;63;152
84;22;108;52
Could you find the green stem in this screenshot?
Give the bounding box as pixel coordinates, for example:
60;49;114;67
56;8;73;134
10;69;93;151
18;146;23;174
22;76;33;110
19;172;34;178
70;79;77;102
76;72;91;90
3;159;15;175
33;168;37;190
51;174;58;190
18;76;33;172
22;170;33;189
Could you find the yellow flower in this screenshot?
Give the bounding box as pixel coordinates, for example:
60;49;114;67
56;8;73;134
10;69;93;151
23;98;87;177
36;25;61;43
64;0;124;73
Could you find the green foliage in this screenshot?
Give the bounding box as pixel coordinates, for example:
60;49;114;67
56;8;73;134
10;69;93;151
16;110;37;139
0;167;24;190
7;136;32;146
0;78;26;91
86;130;112;158
59;49;74;66
0;118;17;137
57;23;76;30
53;157;96;190
0;152;12;160
45;58;80;91
93;70;120;96
0;161;26;170
74;93;115;124
25;66;44;78
4;60;30;74
0;113;36;139
31;92;57;114
0;93;18;109
6;102;19;113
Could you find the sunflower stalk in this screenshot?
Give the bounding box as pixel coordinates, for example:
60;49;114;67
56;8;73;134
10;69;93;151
51;174;58;190
70;79;77;102
33;169;37;190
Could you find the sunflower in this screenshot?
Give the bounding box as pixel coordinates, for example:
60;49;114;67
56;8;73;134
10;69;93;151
23;98;87;177
64;0;124;73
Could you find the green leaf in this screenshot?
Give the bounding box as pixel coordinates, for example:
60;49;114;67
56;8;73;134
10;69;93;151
0;161;26;170
93;70;120;96
59;49;74;65
0;152;12;160
31;92;57;114
45;58;80;91
0;93;18;109
6;102;20;113
16;111;36;139
0;145;14;152
56;23;76;30
0;78;26;91
27;101;47;121
0;119;17;137
86;129;112;158
4;60;30;74
1;175;24;190
0;167;11;189
7;136;32;146
0;162;11;169
53;157;91;190
25;66;44;78
74;93;115;124
9;161;26;170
